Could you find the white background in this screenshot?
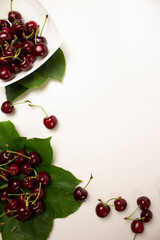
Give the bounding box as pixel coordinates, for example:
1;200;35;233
0;0;160;239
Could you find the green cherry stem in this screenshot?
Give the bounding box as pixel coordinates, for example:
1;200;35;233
10;0;17;24
11;220;19;232
0;214;18;226
124;206;140;220
0;157;17;167
0;174;8;181
32;183;42;205
83;174;93;190
133;234;137;240
29;103;49;118
6;150;30;160
0;210;17;218
34;25;40;45
40;14;48;36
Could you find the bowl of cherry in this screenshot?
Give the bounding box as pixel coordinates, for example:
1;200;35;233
0;0;63;87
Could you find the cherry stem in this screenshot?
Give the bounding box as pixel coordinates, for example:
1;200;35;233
0;167;13;173
10;35;18;50
22;29;34;39
34;25;40;45
0;44;3;53
0;210;17;218
29;103;49;118
133;234;137;240
0;157;16;167
32;182;42;205
0;174;8;181
83;173;93;190
11;99;32;107
40;14;48;36
11;220;19;232
10;0;17;24
125;216;145;221
124;206;140;220
6;150;30;159
98;199;114;207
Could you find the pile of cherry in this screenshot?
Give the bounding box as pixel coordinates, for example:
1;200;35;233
0;149;50;226
0;0;48;82
73;176;153;240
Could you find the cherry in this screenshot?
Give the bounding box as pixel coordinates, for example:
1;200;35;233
43;115;57;129
31;200;44;215
21;163;33;175
27;152;41;166
29;103;58;129
0;151;14;164
18;194;27;204
96;202;110;218
137;196;151;210
17;204;31;220
18;55;32;71
5;198;18;217
35;172;50;186
11;19;26;37
33;43;48;58
32;185;45;200
36;36;47;44
22;177;34;189
8;163;20;176
8;0;22;23
0;32;12;44
8;179;21;193
9;61;21;74
14;150;28;165
27;53;37;63
74;174;93;202
1;27;12;36
0;20;10;30
22;40;34;54
1;188;9;201
131;219;144;234
114;198;127;211
1;101;14;113
140;209;153;222
0;66;15;81
25;20;38;35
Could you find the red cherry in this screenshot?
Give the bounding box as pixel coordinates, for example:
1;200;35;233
1;101;14;113
43;115;57;129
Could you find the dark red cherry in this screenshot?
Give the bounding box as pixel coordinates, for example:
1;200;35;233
27;152;41;166
9;61;21;74
0;66;15;81
1;27;12;36
18;55;32;71
5;198;18;217
137;196;151;210
18;194;27;204
8;11;22;23
73;186;88;202
27;53;37;63
25;20;38;35
17;204;31;220
43;115;57;129
95;202;110;218
21;163;33;175
114;198;127;211
131;219;144;234
0;32;12;44
36;36;47;44
8;163;19;176
32;185;45;200
0;150;14;164
35;172;50;186
22;177;34;189
1;188;9;201
22;40;34;53
33;43;48;58
0;20;10;30
140;209;153;222
1;101;14;113
14;150;27;165
8;179;21;193
31;200;44;215
11;19;26;37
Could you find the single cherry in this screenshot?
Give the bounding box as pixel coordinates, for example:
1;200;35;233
31;200;44;215
21;163;33;175
8;179;21;193
17;204;31;220
35;171;50;186
27;152;41;166
32;185;45;200
1;101;14;113
73;174;93;202
0;66;15;81
43;115;57;129
140;209;153;222
96;202;110;218
8;163;20;176
137;196;151;210
14;150;28;165
33;43;48;58
114;197;127;211
131;219;144;234
22;177;34;189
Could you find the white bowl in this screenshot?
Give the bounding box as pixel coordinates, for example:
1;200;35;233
0;0;63;87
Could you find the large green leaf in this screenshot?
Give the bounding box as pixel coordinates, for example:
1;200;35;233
19;70;46;89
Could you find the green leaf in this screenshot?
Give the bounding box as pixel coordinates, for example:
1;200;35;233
24;137;53;166
44;165;82;219
5;82;28;102
0;200;54;240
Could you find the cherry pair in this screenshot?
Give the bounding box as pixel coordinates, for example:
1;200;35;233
124;196;153;240
1;100;57;129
